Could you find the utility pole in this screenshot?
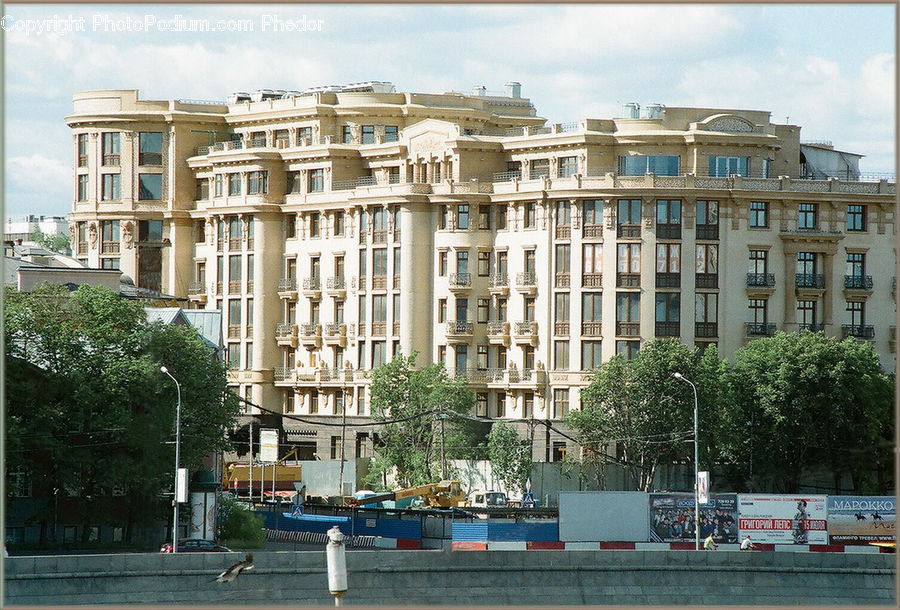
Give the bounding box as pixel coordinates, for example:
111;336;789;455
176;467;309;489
338;392;347;499
440;412;446;480
249;421;254;503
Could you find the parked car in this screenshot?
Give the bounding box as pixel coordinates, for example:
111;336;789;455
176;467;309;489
160;538;231;553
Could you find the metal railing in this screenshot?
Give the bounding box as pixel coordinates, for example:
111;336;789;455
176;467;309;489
656;273;681;288
324;323;345;336
516;272;537;288
446;320;474;335
489;273;508;288
492;170;521;182
554;322;570;335
228;281;242;294
101;242;120;254
616;321;640;337
655;321;680;337
696;224;719;240
102;154;120;167
326;276;345;290
372;229;388;244
656;224;681;239
842;325;875;339
617;273;640;288
449;272;472;288
746;322;776;337
302;277;321;291
795;274;825;289
555;225;571;240
275;323;296;338
581;322;602;337
555;273;570;288
799;323;825;332
695;273;718;289
299;323;320;337
278;277;297;291
695;322;718;338
582;225;603;239
746;273;775;287
582;273;603;288
514;321;536;335
188;281;205;295
844;275;873;290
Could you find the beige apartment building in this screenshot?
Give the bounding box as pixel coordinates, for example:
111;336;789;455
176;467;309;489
67;83;896;461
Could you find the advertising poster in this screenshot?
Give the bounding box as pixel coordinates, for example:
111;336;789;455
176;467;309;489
737;495;827;544
827;496;895;544
649;493;738;543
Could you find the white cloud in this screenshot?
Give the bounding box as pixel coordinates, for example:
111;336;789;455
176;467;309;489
7;154;71;189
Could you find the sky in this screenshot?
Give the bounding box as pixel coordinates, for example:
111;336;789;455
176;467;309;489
3;3;896;219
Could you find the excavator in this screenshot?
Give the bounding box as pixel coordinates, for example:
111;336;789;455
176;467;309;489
347;480;466;509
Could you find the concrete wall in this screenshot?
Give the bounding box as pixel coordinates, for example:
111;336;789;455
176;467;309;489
5;549;895;606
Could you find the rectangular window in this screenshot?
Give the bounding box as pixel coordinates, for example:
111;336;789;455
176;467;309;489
618;155;679;176
248;171;268;195
361;125;375;144
846;204;866;231
101;174;120;200
342;125;353;144
798;299;817;329
524;297;535;322
797;203;817;230
749;201;769;228
334;211;345;236
101;257;120;269
373;295;387;323
196;178;209;200
102;132;120;166
285;215;296;239
138;174;163;200
477;298;490;323
524;201;536;228
846;252;865;277
139;132;162;165
708;156;749;177
531;158;550;178
478;205;491;230
477;250;491;277
617;243;641;272
77;174;88;201
655;293;680;336
748;249;768;275
555;199;572;228
455;345;468;372
456;297;469;322
497;297;507;322
215;174;224;197
555;292;571;323
476;345;489;370
496;205;507;229
384;125;399;142
554;340;569;370
655;243;681;273
555;244;570;275
656;199;682;225
496;392;506;418
847;300;865;326
457;204;469;229
616;293;640;322
581;341;602;369
749;298;768;324
358;341;367;369
558;156;577;178
297;126;313;144
77;133;88;166
373;248;387;276
309;212;320;238
615;340;640;360
582;199;602;226
582;293;602;323
582;243;603;286
372;341;386;368
524;249;536;275
228;173;241;196
696;200;719;226
617;198;642;225
309;169;324;192
553;389;570;420
358;294;367;323
695;293;718;323
438;298;447;324
523;392;534;418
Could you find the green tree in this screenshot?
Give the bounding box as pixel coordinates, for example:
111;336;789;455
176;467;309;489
568;339;725;491
216;495;265;548
366;353;481;488
5;283;240;546
487;422;533;496
29;229;71;254
723;331;893;494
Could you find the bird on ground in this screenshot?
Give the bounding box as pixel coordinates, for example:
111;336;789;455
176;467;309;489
213;553;255;583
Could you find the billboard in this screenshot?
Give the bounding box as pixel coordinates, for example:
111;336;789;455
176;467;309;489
649;493;738;543
737;495;827;544
559;492;649;542
259;428;279;463
827;496;895;544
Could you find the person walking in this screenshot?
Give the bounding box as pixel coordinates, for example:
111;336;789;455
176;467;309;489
740;535;756;551
703;533;718;551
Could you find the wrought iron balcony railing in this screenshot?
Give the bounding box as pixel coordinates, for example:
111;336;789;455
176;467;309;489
746;273;775;287
795;274;825;289
843;275;873;290
842;325;875;339
746;322;776;337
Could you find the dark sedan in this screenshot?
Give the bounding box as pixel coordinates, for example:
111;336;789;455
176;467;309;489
160;539;231;553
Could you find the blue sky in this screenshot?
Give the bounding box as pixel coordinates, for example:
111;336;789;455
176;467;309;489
4;3;895;219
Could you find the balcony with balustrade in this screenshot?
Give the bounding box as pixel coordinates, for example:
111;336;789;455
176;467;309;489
582;225;602;240
555;273;570;289
798;322;825;332
842;324;875;340
746;273;776;295
581;322;602;337
275;323;298;347
101;241;120;254
617;273;641;288
655;321;680;337
843;275;874;296
188;281;207;303
695;224;719;240
617;223;641;239
655;273;680;289
694;322;718;338
513;321;538;345
615;321;640;337
889;326;896;352
298;323;322;347
487;321;510;345
554;322;570;336
323;323;347;347
278;277;298;299
555;225;571;240
228;280;242;295
489;273;509;296
326;276;346;297
745;322;776;338
516;272;537;294
372;275;388;290
302;277;321;299
371;322;387;337
695;273;718;289
445;320;474;343
795;273;825;297
449;272;472;293
581;273;603;288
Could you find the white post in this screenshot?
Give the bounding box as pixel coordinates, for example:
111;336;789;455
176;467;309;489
249;421;254;503
326;526;348;606
161;366;182;553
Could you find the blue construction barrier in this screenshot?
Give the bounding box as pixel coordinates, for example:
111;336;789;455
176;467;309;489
452;521;558;542
258;510;422;540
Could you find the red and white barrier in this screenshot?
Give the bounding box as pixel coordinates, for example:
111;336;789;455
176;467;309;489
451;540;888;553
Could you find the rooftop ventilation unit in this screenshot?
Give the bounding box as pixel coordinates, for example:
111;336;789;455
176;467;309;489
226;92;251;104
473;85;487;97
644;103;664;119
623;102;640;119
505;82;522;98
250;89;283;102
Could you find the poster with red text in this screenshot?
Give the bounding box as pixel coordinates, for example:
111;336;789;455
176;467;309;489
737;495;827;545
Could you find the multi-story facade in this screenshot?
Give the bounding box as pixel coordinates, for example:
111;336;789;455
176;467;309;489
68;84;896;460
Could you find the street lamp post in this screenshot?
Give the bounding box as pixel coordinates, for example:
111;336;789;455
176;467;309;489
673;372;700;551
161;366;182;554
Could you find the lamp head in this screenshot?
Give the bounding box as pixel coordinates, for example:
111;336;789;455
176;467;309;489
673;372;684;379
160;366;169;374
